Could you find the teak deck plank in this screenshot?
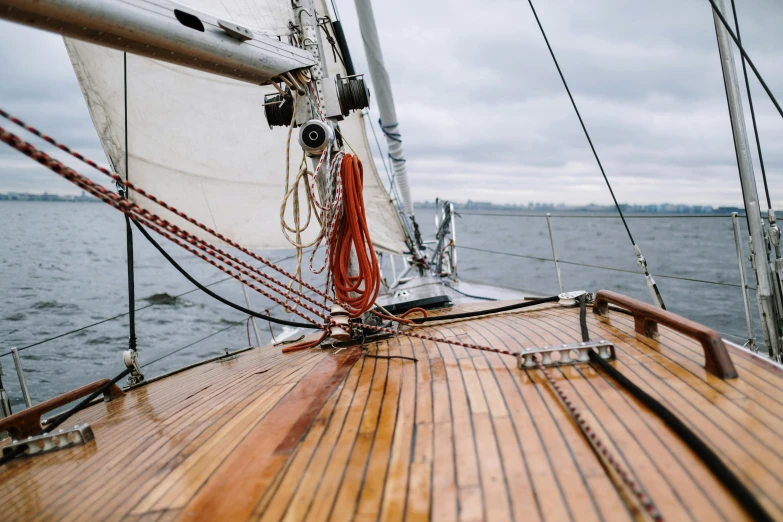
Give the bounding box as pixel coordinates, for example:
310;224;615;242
2;299;783;521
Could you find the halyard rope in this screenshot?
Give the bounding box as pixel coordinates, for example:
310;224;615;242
0;124;329;325
0;109;334;308
0;110;334;309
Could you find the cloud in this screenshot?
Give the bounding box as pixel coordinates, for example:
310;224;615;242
0;0;782;206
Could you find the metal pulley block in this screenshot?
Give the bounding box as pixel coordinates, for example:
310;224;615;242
299;119;334;154
517;340;615;369
123;349;145;386
558;291;593;307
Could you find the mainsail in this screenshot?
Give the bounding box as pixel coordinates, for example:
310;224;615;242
64;0;407;254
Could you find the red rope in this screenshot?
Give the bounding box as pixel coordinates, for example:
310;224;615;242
329;155;381;317
0;125;330;326
0;109;335;307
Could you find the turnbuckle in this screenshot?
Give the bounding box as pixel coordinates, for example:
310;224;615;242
517;340;615;369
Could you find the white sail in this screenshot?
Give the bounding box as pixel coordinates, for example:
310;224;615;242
64;0;407;254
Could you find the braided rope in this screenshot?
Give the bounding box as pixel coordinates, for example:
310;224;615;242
0;108;335;306
0;126;330;325
534;358;663;521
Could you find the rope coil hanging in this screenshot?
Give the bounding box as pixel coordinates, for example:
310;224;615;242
329;154;381;317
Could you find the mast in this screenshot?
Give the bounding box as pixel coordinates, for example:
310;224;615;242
712;0;782;359
352;0;414;219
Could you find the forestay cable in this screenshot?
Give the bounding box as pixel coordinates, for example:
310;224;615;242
524;0;666;309
728;0;772;210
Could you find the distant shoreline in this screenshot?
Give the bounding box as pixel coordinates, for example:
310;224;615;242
415;201;748;216
0;193;98;202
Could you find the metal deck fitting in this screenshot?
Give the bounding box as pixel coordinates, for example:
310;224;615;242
2;424;94;459
517;340;615;369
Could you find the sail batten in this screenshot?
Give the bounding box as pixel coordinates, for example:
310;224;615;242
64;0;406;254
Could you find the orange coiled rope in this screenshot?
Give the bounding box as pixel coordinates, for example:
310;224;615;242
329;154;381;317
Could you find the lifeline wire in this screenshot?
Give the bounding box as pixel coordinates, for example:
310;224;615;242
0;251;305;359
133;221;321;329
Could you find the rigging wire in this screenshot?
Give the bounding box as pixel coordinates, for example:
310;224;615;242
524;0;635;246
707;0;783;121
122;51;137;353
0;108;335;308
457;245;750;289
728;0;772;210
525;0;666;308
141;320;245;368
133;220;322;329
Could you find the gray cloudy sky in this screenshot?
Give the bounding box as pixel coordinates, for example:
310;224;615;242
1;0;782;206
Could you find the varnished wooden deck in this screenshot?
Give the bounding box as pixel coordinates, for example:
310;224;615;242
2;300;783;521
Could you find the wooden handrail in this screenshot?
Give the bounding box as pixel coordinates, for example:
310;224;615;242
593;290;738;379
0;379;124;440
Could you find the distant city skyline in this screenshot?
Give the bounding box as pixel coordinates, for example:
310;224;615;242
0;191;748;214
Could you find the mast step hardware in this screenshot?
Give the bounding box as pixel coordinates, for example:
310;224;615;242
517;340;615;369
2;424;94;460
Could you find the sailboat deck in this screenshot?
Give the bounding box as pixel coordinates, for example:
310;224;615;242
2;300;782;521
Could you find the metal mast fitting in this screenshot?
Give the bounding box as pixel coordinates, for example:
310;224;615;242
0;0;315;85
712;0;782;360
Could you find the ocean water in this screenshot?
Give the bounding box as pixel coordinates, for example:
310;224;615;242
0;201;760;409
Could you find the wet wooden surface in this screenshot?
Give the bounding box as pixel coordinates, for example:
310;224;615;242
1;300;782;521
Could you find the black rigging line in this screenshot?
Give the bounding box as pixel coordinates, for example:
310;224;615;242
409;295;559;323
133;220;322;329
141;320;244;368
524;0;635;246
0;367;132;466
123;51;138;352
574;297;773;522
708;0;783;121
729;0;771;210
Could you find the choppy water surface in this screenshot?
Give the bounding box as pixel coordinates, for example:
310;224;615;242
0;202;758;408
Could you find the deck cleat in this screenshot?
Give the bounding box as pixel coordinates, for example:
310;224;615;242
2;424;94;460
517;340;615;369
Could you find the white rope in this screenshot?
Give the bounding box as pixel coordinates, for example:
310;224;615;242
278;87;345;310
